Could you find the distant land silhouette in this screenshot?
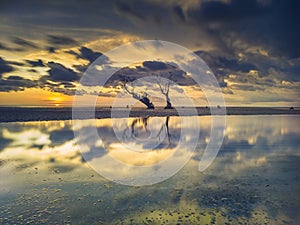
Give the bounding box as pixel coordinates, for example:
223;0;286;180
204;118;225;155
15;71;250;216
0;107;299;122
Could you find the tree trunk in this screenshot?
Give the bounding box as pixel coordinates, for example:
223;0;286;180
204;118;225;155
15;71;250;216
131;93;154;109
164;96;173;109
141;97;155;109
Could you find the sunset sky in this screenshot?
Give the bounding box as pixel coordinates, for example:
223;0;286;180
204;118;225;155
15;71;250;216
0;0;299;107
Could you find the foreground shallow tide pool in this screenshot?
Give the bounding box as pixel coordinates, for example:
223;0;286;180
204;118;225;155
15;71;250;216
0;115;299;224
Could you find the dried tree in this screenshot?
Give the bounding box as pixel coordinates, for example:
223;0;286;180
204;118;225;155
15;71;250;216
121;77;155;109
156;72;173;109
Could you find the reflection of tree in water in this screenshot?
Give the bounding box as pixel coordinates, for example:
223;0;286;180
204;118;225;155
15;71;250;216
128;117;150;139
123;116;174;149
156;116;172;147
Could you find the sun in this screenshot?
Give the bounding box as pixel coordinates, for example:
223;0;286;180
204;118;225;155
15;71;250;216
51;97;62;102
49;96;63;107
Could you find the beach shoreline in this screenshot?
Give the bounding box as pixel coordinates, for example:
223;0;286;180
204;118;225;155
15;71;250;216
0;107;299;123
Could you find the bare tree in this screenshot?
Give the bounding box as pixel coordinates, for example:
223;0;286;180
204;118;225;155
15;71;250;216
156;72;173;109
121;77;155;109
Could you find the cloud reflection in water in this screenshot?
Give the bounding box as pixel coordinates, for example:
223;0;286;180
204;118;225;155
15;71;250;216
0;115;299;223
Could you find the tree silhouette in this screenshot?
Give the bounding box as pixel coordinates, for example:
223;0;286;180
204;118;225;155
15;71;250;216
120;77;155;109
156;72;173;109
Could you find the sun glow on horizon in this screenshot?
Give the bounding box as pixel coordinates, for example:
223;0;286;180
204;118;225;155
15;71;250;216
48;95;67;107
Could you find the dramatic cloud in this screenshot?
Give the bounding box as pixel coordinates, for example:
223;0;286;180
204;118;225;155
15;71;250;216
0;0;299;105
67;47;104;63
47;35;77;46
11;37;38;49
195;51;257;76
70;47;108;76
172;5;186;23
30;62;81;95
101;60;194;88
0;75;35;92
78;47;103;63
186;0;300;58
114;2;145;21
46;62;79;82
47;47;56;53
0;57;14;76
26;59;44;67
1;0;299;58
143;61;168;70
112;0;300;59
0;42;12;51
7;61;24;67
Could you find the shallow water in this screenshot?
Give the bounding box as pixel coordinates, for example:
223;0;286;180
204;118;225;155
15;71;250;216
0;115;299;224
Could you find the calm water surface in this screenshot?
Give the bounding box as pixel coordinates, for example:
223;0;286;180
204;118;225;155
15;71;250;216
0;115;299;224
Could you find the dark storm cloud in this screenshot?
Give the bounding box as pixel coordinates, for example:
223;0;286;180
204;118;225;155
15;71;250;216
0;42;12;51
143;61;168;70
111;0;300;59
47;35;77;46
47;47;56;53
75;58;192;90
28;69;37;73
67;47;104;63
186;0;300;58
195;51;257;75
1;0;299;59
0;57;14;76
34;62;80;95
0;0;298;102
46;62;79;82
0;75;35;92
60;81;75;88
79;47;103;63
69;47;107;74
0;0;132;56
231;84;265;92
194;49;300;88
38;79;78;96
114;2;145;21
49;87;77;96
11;37;38;49
26;59;44;67
73;64;87;73
7;61;25;66
66;50;79;58
172;5;186;23
103;60;195;87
